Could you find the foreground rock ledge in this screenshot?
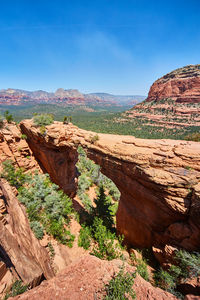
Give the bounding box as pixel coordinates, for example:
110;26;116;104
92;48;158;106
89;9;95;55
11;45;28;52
20;120;200;251
10;255;177;300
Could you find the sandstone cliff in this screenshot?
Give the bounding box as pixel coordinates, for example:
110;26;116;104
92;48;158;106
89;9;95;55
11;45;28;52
20;120;200;257
125;64;200;129
0;122;54;297
147;64;200;103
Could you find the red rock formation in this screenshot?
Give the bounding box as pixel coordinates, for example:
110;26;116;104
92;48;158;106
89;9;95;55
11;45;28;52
0;179;54;285
0;121;41;173
125;64;200;128
0;122;54;297
20;120;200;254
10;255;178;300
146;64;200;103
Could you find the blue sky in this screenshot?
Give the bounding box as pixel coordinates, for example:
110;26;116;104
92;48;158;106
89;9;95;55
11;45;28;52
0;0;200;95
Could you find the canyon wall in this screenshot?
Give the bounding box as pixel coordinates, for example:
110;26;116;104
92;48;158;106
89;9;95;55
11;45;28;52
20;120;200;253
0;122;54;296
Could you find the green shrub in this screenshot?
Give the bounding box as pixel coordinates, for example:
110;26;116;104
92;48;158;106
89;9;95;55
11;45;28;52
104;267;136;300
4;110;13;123
47;242;55;257
154;268;176;293
17;172;75;246
78;226;91;250
0;115;4;128
63;116;72;124
91;217;122;260
33;113;54;126
136;258;149;281
175;250;200;279
20;134;27;140
30;221;44;239
4;280;28;300
39;125;46;135
77;174;92;194
184;132;200;142
79;193;93;213
153;250;200;298
1;160;30;188
90;134;99;144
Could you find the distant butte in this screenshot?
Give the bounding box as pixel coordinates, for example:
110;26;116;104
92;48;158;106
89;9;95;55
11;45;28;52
125;64;200;128
0;88;145;106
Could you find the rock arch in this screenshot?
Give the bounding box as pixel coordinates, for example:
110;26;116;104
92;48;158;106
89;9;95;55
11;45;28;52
20;120;200;252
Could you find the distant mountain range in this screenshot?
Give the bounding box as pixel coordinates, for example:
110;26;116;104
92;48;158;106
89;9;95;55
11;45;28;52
0;88;146;107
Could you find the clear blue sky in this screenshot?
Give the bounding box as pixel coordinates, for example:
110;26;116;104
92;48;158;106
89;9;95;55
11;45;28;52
0;0;200;95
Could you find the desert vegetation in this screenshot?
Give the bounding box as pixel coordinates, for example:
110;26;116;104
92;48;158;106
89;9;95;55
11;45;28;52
1;137;200;299
1;160;75;246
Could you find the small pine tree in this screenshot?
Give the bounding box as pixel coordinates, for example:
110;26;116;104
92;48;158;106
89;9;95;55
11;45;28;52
4;110;13;123
93;185;114;230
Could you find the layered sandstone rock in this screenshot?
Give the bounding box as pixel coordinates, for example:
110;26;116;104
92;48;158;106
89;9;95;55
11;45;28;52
147;64;200;103
0;121;41;173
20;120;200;254
10;255;178;300
0;122;54;297
0;179;54;285
125;64;200;128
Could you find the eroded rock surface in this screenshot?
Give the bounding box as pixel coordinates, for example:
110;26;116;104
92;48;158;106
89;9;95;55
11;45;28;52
20;120;200;253
0;121;41;173
125;65;200;128
0;179;54;285
147;64;200;103
10;255;178;300
0;122;54;297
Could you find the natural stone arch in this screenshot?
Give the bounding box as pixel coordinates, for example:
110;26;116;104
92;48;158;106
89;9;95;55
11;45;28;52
20;120;200;252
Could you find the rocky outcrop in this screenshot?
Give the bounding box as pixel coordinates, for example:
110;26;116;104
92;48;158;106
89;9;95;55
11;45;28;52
146;64;200;103
10;255;178;300
0;122;54;297
0;179;54;286
20;120;200;254
0;121;41;173
125;64;200;129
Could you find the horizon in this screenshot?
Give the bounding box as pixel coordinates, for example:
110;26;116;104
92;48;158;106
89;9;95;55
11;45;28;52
0;87;147;96
0;1;200;94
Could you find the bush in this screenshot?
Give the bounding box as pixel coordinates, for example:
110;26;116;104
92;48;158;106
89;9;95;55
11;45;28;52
79;193;93;213
153;250;200;298
136;258;149;281
91;217;122;260
175;250;200;279
47;242;55;257
20;134;27;140
104;267;136;300
184;132;200;142
30;221;44;239
39;125;46;136
90;134;99;144
4;280;28;300
1;160;30;188
63;116;72;124
0;114;4;128
154;268;176;293
4;110;13;123
18;173;75;246
33;113;54;126
78;226;91;250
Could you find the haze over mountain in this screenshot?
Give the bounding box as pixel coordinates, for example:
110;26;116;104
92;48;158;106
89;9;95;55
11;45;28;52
0;88;145;106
